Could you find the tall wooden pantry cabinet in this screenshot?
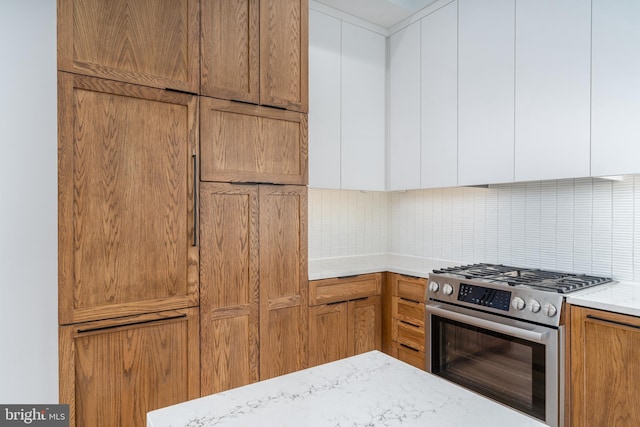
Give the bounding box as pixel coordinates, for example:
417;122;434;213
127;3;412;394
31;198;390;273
58;0;309;424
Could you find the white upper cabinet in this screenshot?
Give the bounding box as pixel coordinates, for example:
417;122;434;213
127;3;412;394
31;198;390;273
515;0;591;182
421;1;458;189
309;10;341;189
458;0;515;186
389;21;421;191
341;22;387;191
591;0;640;177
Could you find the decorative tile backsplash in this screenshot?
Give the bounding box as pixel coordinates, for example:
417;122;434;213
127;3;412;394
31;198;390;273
309;175;640;281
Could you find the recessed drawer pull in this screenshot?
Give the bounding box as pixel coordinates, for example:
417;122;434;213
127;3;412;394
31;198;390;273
400;319;421;328
399;297;421;305
76;314;187;335
586;314;640;330
399;343;420;352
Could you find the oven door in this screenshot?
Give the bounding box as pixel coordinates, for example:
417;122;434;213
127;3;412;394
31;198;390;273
426;303;562;427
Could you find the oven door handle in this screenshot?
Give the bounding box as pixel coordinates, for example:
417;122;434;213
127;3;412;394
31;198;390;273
425;304;550;344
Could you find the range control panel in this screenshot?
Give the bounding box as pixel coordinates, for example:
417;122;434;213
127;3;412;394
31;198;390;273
458;283;511;311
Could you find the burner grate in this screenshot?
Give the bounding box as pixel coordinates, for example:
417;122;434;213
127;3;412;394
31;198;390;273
432;263;613;293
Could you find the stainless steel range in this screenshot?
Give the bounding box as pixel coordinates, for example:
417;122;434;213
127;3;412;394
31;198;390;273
425;263;613;427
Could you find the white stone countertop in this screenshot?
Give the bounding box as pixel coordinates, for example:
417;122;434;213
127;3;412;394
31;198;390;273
147;351;547;427
308;254;460;281
566;281;640;318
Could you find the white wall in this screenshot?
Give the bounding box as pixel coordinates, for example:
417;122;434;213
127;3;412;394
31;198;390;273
0;1;58;402
310;176;640;282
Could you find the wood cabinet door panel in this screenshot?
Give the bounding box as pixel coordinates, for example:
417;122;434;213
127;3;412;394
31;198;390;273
200;98;308;184
570;306;640;427
58;0;200;92
201;313;257;394
199;183;259;394
309;303;348;367
58;73;198;324
393;319;425;352
260;0;308;112
201;0;259;102
392;297;425;327
393;342;425;371
59;308;200;427
348;296;381;356
259;185;308;379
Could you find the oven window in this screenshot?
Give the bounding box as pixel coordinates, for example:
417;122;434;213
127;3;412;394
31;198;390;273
431;316;546;421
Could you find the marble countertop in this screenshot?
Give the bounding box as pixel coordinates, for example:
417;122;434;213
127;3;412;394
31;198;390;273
566;281;640;317
308;254;460;280
147;351;546;427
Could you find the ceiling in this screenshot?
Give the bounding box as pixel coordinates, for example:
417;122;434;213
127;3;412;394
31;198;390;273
314;0;438;28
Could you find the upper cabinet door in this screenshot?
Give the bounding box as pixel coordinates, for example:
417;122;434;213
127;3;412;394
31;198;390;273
308;10;341;189
260;0;309;112
341;22;386;191
389;21;421;191
201;0;260;103
515;0;591;182
592;0;640;177
458;0;515;186
58;73;199;324
57;0;200;93
200;97;308;185
421;1;458;189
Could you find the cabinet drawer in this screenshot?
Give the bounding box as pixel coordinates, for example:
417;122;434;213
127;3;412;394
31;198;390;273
392;274;427;303
393;342;426;371
393;320;425;352
309;273;382;306
392;297;424;327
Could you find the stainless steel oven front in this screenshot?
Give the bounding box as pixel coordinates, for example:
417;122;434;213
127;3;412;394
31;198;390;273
426;302;563;427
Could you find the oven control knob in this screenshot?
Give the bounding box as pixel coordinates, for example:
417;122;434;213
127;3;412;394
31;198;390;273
528;299;541;313
511;297;525;311
442;284;454;296
543;303;558;317
429;281;439;293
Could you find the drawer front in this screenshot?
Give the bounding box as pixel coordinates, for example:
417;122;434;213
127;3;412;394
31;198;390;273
392;297;425;327
392;275;427;303
394;342;426;371
309;274;382;306
393;320;425;352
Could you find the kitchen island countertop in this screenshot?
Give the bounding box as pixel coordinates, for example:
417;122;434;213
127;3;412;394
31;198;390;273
147;350;547;427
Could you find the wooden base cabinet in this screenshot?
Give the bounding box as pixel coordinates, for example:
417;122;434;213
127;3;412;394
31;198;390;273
199;183;308;392
59;308;200;427
570;305;640;427
309;274;382;367
386;273;427;370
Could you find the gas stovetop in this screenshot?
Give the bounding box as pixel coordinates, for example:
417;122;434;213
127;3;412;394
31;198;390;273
432;263;612;294
428;263;614;326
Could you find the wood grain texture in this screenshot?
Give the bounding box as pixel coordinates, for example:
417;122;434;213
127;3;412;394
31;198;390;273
201;0;259;102
199;183;259;394
260;0;308;112
570;305;640;427
59;308;200;427
58;73;199;324
309;302;348;367
392;274;427;303
57;0;200;92
259;185;308;379
309;273;382;306
381;273;394;355
392;297;425;327
392;341;426;371
348;296;382;356
393;319;425;352
200;97;308;184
